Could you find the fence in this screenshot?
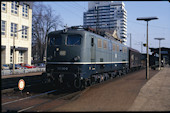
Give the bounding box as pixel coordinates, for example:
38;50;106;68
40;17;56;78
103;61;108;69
1;68;45;76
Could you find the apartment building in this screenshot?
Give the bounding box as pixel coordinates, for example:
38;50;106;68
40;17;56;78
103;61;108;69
83;1;127;44
1;1;33;65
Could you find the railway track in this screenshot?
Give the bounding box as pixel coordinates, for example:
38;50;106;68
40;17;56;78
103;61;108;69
2;68;122;112
2;86;89;112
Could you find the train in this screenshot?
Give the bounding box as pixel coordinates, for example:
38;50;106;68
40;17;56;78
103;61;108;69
42;26;142;89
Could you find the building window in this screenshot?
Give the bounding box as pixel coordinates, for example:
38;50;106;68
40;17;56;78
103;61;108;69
1;20;6;35
18;51;24;63
11;23;17;37
11;1;19;15
103;40;107;49
10;49;13;63
98;39;102;48
22;4;29;17
1;2;7;12
22;25;28;38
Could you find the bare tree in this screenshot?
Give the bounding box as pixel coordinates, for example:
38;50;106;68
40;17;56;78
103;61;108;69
32;2;63;63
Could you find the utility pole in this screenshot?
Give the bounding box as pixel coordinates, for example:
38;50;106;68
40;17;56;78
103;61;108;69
95;5;99;33
141;42;143;53
129;33;132;48
13;27;29;74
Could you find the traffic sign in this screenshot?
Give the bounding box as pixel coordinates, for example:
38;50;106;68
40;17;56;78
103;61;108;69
18;79;25;91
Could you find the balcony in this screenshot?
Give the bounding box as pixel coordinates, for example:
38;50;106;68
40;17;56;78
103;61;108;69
120;34;127;38
120;21;127;26
120;18;127;22
120;30;127;35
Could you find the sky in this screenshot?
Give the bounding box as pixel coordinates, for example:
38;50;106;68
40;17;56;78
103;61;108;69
42;1;170;53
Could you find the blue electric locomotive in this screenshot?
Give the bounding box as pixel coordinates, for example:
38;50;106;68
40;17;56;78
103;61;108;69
44;26;132;89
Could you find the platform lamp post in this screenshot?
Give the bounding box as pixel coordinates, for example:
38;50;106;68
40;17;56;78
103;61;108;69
154;38;165;70
12;27;29;74
136;17;158;80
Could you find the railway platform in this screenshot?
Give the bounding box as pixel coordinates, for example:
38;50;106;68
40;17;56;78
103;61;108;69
128;65;170;111
51;65;170;111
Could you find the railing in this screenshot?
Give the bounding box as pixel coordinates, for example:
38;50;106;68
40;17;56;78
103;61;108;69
1;68;45;76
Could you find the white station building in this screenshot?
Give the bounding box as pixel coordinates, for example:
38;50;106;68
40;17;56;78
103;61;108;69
1;1;33;66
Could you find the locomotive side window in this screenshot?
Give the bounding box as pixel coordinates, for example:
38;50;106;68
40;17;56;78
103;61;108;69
117;45;119;52
103;40;107;49
124;47;127;53
112;44;115;51
50;36;62;46
97;39;102;48
67;34;81;45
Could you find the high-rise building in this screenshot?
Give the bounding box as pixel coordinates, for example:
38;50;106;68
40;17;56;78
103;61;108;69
1;1;33;65
83;1;127;44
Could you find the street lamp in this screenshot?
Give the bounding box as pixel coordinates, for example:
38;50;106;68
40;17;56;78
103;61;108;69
136;17;158;80
13;27;29;74
154;38;165;70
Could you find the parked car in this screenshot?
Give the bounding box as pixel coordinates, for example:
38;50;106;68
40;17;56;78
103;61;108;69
37;63;45;68
19;63;36;69
2;64;9;70
9;64;26;69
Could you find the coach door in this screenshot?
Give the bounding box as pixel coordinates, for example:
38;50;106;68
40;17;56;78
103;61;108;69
91;36;96;62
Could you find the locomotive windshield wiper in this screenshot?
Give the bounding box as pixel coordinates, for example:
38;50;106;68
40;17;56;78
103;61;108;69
73;40;80;45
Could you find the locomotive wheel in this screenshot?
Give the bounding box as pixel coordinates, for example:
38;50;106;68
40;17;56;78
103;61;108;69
73;78;82;90
86;79;91;87
91;76;96;85
122;69;126;75
118;70;122;77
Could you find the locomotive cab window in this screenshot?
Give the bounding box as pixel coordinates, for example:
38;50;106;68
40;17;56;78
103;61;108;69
50;36;62;46
67;34;81;45
91;37;94;46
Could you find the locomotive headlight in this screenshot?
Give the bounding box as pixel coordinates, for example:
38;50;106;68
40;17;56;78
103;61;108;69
56;48;59;51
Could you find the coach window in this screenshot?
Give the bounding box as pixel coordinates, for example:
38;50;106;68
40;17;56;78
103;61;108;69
67;34;81;46
97;39;102;48
103;40;107;49
50;36;62;46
